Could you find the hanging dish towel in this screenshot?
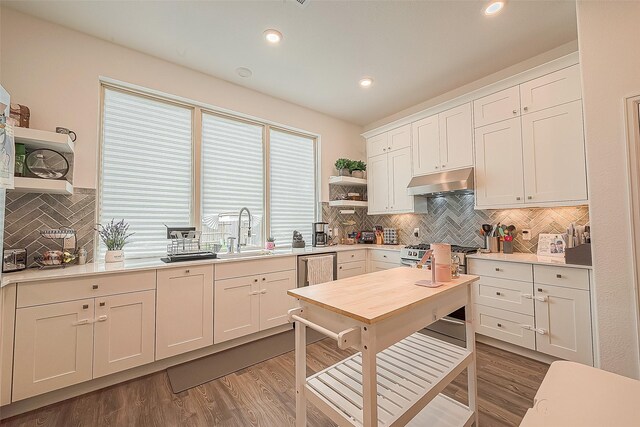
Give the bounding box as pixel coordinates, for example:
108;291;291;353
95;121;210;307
307;255;334;285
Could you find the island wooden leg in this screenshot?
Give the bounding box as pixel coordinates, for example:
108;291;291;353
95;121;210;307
465;288;479;426
295;322;307;427
361;325;378;427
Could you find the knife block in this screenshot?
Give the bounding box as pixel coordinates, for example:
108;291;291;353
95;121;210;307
565;244;592;266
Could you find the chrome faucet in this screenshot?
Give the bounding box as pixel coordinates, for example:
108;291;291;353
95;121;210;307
237;207;252;253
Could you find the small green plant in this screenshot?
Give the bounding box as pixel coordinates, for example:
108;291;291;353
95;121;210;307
349;160;367;172
335;158;351;171
267;236;275;242
96;219;134;251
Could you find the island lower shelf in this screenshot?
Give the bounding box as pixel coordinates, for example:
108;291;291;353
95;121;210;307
305;332;474;427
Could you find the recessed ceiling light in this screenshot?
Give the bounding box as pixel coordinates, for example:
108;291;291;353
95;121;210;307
236;67;253;78
484;1;505;16
359;77;373;88
264;29;283;44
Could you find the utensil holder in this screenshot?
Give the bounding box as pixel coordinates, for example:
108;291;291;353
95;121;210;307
565;244;592;266
489;237;500;253
502;240;513;254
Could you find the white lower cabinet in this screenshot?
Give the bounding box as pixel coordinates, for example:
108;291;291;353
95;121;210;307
534;284;593;366
93;290;156;378
13;299;95;401
337;261;367;279
156;265;214;360
215;269;296;344
470;258;593;365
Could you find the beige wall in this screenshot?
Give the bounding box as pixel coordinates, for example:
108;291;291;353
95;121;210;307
577;0;640;378
0;8;364;201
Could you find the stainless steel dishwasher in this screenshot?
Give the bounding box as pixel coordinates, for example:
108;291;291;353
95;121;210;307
297;252;337;287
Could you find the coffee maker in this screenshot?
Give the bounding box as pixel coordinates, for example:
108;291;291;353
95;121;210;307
312;222;329;247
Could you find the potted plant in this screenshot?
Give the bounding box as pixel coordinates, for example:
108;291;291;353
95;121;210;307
266;236;276;251
96;219;134;263
350;160;367;179
335;158;351;176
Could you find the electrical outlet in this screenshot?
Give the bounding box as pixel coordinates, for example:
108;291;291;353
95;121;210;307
522;229;532;241
413;228;420;238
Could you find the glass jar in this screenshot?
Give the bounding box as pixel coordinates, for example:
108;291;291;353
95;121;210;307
451;254;461;278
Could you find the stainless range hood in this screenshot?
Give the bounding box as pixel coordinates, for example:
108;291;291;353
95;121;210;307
407;167;474;196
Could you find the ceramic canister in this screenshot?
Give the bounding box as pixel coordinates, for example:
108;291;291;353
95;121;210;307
432;243;452;282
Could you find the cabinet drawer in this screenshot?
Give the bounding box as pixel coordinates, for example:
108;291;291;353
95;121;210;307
369;250;401;264
370;261;401;272
474;304;536;350
215;256;296;280
337;261;366;279
17;270;156;308
533;265;589;290
337;250;366;264
474;276;534;315
467;259;532;282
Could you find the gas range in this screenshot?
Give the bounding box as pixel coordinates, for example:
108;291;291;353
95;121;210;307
400;244;479;270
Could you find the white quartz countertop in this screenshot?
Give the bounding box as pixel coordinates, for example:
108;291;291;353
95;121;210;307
466;252;592;269
1;244;401;286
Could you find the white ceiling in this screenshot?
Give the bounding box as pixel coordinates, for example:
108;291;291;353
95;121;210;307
3;0;578;125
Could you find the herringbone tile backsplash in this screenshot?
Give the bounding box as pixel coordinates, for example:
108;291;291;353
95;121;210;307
323;193;589;253
4;188;96;266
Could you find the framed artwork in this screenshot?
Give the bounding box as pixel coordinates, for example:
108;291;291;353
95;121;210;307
537;233;566;258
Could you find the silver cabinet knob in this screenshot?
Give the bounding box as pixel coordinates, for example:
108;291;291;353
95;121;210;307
441;164;446;168
351;254;355;258
537;287;543;292
388;146;391;150
435;165;439;169
496;291;502;296
185;269;190;274
497;323;502;328
556;274;562;278
254;278;258;283
99;302;106;307
83;304;89;309
495;267;501;272
512;109;517;114
383;148;386;152
516;196;521;200
262;277;266;281
92;284;99;290
528;196;533;200
339;266;343;269
524;106;529;111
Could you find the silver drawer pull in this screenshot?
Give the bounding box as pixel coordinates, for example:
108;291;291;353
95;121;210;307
72;319;91;326
96;315;108;322
260;289;267;294
92;285;98;290
556;274;562;278
535;328;548;335
99;302;106;307
185;269;190;274
497;323;502;328
496;291;502;296
495;267;500;272
537;287;543;292
82;304;89;309
534;296;548;302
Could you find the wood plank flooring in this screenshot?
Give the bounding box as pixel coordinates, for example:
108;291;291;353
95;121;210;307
1;340;548;427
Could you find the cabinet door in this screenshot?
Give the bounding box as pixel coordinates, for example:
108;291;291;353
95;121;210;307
473;86;521;127
258;270;297;331
534;285;593;365
520;64;582;114
337;261;367;279
474;117;525;207
13;299;94;401
411;114;440;176
388;124;411;152
522;100;587;204
367;153;389;214
388;147;413;212
439;103;473;170
156;266;214;359
214;276;260;343
366;132;389;157
93;290;155;378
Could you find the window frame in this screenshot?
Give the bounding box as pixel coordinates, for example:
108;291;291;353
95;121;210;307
98;79;320;257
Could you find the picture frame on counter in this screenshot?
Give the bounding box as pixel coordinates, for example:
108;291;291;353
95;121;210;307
537;233;566;258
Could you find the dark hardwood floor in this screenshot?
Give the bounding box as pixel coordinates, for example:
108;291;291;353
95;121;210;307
1;340;548;427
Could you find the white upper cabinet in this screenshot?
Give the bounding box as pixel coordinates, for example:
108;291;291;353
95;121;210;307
367;153;389;214
387;124;411;152
411;103;472;176
411;114;440;176
438;103;473;170
520;65;582;115
474;118;525;207
366;132;389;157
473;85;521;127
388;147;414;212
521;100;587;203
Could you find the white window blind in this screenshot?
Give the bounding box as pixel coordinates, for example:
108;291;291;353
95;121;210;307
270;129;316;245
201;113;264;249
100;88;193;259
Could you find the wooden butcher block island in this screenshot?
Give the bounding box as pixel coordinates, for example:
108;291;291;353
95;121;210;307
288;267;480;427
